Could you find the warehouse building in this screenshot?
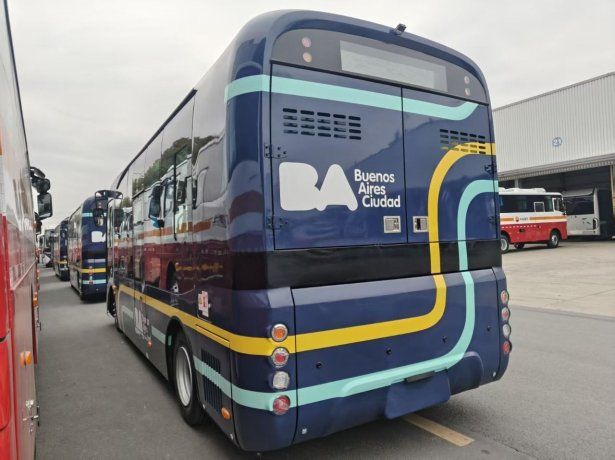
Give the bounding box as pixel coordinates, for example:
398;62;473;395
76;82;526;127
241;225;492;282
494;72;615;236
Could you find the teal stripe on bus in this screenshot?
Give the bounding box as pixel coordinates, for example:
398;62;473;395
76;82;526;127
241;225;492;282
81;279;106;285
457;180;497;270
188;178;492;411
224;74;479;120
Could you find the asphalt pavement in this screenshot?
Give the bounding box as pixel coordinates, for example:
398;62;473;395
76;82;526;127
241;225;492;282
35;241;615;459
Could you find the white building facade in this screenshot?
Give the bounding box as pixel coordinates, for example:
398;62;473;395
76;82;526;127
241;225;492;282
494;72;615;224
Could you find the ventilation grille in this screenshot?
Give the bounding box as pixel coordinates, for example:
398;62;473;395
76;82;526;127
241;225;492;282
439;129;487;154
200;350;223;411
282;108;362;140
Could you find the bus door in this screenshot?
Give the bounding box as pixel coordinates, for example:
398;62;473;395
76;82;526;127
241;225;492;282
270;65;408;250
402;88;497;253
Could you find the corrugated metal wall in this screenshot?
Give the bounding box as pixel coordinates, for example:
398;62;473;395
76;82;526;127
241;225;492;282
493;73;615;177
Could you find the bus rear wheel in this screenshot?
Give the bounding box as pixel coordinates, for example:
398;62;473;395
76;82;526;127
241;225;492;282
547;230;560;248
172;331;205;426
500;234;510;253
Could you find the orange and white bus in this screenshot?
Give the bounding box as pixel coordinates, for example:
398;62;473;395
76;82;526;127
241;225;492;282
499;188;567;253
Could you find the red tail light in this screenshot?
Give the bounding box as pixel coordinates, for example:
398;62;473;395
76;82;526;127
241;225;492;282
272;395;291;415
502;341;511;355
270;347;289;368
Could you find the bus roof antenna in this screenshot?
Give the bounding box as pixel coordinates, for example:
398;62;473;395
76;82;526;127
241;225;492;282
394;23;406;35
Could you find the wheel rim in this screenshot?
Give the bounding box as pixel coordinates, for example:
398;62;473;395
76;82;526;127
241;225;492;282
175;346;193;407
501;237;508;251
551;234;558;244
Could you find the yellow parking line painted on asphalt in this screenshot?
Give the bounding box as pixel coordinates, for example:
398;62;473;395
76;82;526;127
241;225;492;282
404;414;474;447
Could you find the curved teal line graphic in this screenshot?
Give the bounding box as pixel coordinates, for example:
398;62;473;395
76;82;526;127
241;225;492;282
189;179;494;411
457;180;498;270
224;75;479;120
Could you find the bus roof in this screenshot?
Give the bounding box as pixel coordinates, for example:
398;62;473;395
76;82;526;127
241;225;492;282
498;187;562;196
112;10;489;189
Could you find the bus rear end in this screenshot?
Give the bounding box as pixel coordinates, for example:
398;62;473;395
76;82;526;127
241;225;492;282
226;15;511;449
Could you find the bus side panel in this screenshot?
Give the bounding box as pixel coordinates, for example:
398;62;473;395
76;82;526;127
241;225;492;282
0;335;16;460
11;270;37;458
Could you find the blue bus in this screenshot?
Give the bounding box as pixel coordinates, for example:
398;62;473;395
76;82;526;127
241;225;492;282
68;195;108;299
52;218;69;280
106;10;510;451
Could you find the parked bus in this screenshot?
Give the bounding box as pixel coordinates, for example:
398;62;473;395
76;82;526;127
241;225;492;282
0;0;53;456
563;188;615;238
499;187;567;252
68;195;109;299
105;11;511;451
51;218;69;280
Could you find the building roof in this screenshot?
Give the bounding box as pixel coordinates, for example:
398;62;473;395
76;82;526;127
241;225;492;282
495;71;615;112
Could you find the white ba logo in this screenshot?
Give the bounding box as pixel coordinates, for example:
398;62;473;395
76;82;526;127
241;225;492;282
279;162;358;211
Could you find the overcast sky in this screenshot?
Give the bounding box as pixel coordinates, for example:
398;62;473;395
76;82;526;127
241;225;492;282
9;0;615;228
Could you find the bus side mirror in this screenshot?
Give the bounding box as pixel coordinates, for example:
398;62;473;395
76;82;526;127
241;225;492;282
37;193;53;219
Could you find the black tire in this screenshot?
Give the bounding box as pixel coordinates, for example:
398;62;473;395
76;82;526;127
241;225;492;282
500;234;510;253
172;331;205;426
547;230;560;248
514;243;525;250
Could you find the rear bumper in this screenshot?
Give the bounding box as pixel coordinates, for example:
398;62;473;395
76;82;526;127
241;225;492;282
235;352;493;451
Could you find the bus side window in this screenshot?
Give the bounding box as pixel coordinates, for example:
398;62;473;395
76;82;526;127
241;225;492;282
164;180;174;216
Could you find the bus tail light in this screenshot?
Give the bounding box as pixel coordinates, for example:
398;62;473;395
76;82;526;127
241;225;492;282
501;306;510;322
270;347;289;368
271;324;288;342
502;323;511;339
272;395;291;415
272;371;290;390
500;289;509;305
502;341;511;355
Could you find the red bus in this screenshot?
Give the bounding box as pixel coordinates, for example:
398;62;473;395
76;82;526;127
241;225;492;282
499;187;567;252
0;1;53;457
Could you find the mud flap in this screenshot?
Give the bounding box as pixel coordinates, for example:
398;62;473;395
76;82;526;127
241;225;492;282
384;371;451;419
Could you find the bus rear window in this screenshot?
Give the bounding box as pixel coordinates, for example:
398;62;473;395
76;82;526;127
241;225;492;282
271;29;488;103
340;41;447;91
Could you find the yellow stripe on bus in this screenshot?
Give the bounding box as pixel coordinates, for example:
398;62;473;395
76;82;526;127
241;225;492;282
428;143;494;273
295;274;446;352
118;284;295;355
119;275;445;356
70;267;106;273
